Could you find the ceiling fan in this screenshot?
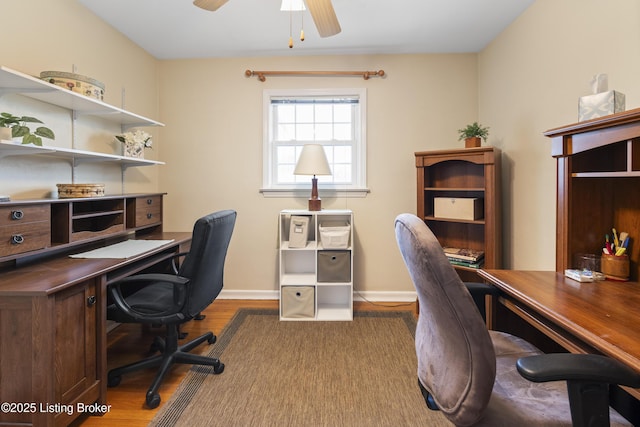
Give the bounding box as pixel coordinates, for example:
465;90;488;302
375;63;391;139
192;0;341;38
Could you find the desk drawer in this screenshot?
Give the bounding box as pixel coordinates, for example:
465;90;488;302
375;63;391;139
134;196;162;227
0;204;50;226
0;221;50;256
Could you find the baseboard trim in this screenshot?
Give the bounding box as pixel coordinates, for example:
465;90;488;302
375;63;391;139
219;289;417;302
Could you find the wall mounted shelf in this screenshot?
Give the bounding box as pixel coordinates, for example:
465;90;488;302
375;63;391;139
0;141;164;166
0;66;164;128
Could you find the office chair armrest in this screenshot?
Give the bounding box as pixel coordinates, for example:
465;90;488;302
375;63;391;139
464;282;500;321
464;282;500;298
169;252;190;274
517;353;640;388
109;274;190;323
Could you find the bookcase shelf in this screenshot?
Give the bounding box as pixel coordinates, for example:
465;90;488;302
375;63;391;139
415;147;502;281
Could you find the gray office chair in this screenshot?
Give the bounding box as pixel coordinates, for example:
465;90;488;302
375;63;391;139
107;210;237;409
394;213;640;426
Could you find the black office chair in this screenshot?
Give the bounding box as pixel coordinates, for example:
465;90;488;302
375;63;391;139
394;213;640;426
106;210;237;409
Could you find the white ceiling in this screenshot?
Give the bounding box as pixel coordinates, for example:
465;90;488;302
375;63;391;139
78;0;534;60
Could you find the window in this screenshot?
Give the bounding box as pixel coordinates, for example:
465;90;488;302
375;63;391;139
262;88;368;196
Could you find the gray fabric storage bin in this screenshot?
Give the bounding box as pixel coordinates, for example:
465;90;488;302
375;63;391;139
281;286;315;318
317;250;351;282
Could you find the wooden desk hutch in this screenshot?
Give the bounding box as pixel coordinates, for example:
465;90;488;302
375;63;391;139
544;108;640;280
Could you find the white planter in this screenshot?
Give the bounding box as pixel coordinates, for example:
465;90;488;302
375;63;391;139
0;127;12;141
123;144;144;158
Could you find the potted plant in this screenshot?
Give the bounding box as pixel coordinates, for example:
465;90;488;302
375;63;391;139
0;112;55;146
457;122;489;148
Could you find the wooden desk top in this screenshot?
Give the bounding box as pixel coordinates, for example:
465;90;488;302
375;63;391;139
479;270;640;374
0;231;192;296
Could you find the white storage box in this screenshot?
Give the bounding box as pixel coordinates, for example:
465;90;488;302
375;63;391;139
281;286;315;318
288;215;310;248
319;222;350;249
434;197;484;221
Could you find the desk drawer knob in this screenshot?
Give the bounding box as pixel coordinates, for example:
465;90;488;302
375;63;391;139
147;213;153;219
146;199;153;205
87;295;97;306
11;210;24;220
11;234;24;244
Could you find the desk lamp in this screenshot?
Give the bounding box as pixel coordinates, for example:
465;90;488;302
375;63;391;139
294;144;331;211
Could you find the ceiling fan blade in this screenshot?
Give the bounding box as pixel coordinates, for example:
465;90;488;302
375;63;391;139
193;0;229;12
305;0;341;38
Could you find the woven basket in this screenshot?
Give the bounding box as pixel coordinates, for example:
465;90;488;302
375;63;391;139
57;184;105;198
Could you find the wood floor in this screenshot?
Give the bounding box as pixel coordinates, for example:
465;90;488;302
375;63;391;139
72;299;416;427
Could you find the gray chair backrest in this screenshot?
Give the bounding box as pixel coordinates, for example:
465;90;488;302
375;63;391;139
178;210;236;318
395;213;496;426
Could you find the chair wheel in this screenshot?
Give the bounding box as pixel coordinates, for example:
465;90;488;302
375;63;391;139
107;374;121;387
208;335;217;345
146;392;161;409
214;362;225;374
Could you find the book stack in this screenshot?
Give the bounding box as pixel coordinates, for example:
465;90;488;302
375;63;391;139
443;247;485;269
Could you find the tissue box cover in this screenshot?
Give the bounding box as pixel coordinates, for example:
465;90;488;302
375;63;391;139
579;90;625;121
434;197;484;221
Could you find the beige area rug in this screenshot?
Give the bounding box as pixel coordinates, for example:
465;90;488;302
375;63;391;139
149;309;453;427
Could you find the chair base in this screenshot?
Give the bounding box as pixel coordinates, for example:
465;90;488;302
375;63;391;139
108;324;224;409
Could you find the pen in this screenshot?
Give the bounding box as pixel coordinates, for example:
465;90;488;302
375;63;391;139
622;236;629;248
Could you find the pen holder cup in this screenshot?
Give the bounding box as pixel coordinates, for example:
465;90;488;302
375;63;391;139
600;254;629;281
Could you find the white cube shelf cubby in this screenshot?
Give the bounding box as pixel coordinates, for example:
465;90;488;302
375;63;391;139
279;209;353;321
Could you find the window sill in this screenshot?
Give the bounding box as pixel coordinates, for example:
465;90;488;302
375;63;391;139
260;188;370;198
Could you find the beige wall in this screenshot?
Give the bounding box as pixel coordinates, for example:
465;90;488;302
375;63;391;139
158;54;477;297
3;0;637;297
479;0;640;270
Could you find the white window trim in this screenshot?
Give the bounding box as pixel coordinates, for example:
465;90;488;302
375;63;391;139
260;88;369;198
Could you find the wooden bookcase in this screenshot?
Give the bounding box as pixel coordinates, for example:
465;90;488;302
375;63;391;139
544;108;640;281
415;147;502;281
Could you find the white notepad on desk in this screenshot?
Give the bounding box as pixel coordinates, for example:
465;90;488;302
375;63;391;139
69;239;175;259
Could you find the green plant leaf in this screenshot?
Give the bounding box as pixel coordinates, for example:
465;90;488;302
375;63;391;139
22;133;43;146
12;125;29;137
19;116;44;124
35;127;55;140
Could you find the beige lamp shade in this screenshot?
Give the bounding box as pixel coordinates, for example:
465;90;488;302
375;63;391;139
294;144;332;176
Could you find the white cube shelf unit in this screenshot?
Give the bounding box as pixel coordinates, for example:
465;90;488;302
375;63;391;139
279;209;354;321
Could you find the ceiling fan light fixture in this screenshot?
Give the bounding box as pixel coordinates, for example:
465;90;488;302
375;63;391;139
280;0;306;12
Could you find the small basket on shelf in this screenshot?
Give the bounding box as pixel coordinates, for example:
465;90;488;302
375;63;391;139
57;183;105;198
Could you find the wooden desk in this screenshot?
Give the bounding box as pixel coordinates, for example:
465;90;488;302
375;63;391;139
479;269;640;398
0;231;191;427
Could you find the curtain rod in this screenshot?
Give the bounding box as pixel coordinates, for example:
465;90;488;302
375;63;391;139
245;69;385;82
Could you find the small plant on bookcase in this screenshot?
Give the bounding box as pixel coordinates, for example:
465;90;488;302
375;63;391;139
457;121;489;148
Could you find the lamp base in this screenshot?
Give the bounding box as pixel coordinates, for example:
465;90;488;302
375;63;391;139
308;198;321;211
